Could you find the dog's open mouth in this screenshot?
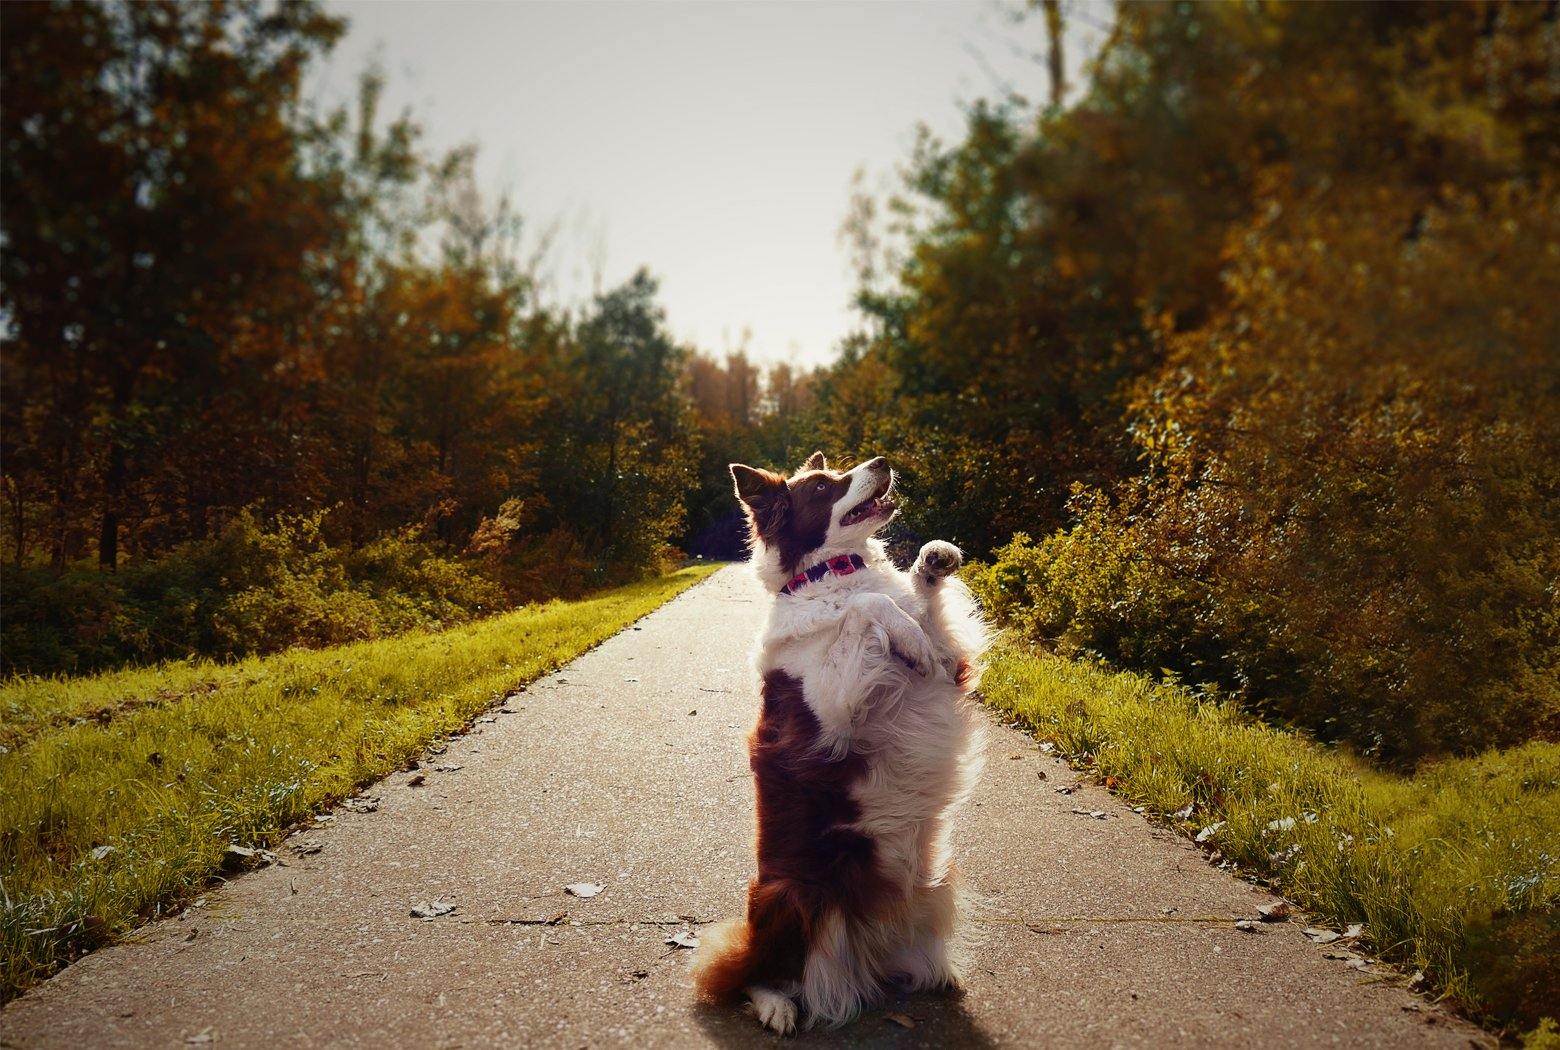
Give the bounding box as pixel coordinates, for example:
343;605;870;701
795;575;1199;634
839;476;896;527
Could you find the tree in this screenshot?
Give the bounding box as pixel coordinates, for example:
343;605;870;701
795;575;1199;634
1;0;348;567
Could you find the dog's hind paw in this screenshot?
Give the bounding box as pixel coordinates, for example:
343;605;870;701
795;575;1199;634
916;541;963;581
749;986;797;1036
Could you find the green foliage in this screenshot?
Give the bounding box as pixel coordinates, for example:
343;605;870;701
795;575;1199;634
0;565;716;1000
981;643;1560;1033
1525;1019;1560;1050
830;1;1560;762
0;3;709;606
1;511;503;676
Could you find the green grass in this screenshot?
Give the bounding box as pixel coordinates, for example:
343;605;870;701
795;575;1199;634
0;564;718;1002
981;644;1560;1034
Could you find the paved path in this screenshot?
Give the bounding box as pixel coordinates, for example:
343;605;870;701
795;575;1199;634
2;566;1483;1048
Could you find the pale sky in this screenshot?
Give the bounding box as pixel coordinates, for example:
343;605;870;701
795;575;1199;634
315;1;1106;366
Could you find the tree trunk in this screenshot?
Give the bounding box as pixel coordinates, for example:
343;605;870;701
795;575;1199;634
99;435;125;570
6;476;24;568
1043;0;1066;109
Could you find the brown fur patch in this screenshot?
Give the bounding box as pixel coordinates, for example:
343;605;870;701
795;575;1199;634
732;461;860;577
693;669;896;1004
770;470;854;576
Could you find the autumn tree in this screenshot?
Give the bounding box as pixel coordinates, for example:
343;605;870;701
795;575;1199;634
1;0;349;567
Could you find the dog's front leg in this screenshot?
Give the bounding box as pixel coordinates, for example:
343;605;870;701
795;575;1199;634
807;592;938;755
910;541;974;679
842;591;939;678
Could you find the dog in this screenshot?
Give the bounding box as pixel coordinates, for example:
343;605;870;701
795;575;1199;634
691;451;987;1035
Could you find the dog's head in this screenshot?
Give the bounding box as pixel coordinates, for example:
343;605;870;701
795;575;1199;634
729;451;897;577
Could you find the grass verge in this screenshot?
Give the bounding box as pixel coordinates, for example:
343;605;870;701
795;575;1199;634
0;564;719;1002
981;643;1559;1035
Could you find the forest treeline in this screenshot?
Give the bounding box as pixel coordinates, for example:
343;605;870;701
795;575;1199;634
0;1;813;673
826;1;1560;765
2;2;1557;765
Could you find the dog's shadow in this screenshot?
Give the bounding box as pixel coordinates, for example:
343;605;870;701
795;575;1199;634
693;989;998;1048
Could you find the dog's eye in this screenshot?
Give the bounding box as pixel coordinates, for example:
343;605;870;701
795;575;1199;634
815;480;828;492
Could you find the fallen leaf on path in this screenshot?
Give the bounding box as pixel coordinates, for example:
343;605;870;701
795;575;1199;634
1054;786;1074;795
1171;803;1196;821
665;930;699;949
290;840;323;856
407;773;426;787
1233;919;1263;933
1035;769;1047;780
434;764;463;773
564;882;604;899
885;1013;917;1029
184;1028;214;1045
1341;922;1365;941
411;900;456;919
222;844;260;870
1257;901;1294;922
477;716;497;724
343;797;379;813
1303;926;1342;944
1195;822;1226;844
1069;808;1107;819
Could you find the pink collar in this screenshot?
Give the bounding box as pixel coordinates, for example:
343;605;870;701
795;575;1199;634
780;553;866;595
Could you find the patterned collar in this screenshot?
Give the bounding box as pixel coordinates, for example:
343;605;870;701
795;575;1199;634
780;552;866;595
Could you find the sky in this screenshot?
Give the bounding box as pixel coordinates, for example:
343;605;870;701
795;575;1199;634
315;1;1106;366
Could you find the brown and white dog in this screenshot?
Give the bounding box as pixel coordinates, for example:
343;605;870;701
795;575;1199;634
692;452;987;1034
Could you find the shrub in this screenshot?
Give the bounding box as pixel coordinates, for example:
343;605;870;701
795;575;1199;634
0;511;506;676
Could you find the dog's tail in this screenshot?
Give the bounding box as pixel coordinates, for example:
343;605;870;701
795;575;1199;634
690;918;757;1004
691;879;808;1005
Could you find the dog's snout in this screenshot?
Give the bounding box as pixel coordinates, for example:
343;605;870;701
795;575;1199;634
863;456;888;474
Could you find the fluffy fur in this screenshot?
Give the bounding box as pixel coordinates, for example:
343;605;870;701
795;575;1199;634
692;452;987;1034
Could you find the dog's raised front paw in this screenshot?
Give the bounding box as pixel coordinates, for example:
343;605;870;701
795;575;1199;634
916;540;963;581
749;986;797;1036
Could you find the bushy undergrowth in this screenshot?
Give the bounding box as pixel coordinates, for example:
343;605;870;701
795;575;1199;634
0;565;716;1001
981;644;1560;1034
966;501;1559;765
2;512;508;677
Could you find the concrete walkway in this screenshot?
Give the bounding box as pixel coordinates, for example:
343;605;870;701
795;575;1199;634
1;566;1484;1048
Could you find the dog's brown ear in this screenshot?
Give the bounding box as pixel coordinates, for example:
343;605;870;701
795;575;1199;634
730;464;788;536
801;451;827;472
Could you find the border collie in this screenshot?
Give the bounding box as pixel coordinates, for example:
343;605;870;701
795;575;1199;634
692;451;987;1034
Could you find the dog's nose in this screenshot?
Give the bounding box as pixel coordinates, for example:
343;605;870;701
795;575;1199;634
864;456;888;473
